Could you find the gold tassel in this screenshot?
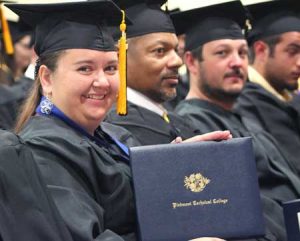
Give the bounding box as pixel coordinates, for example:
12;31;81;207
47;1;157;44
117;9;127;115
0;5;14;55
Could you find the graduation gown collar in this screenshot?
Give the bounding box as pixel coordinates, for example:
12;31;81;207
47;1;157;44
184;98;234;117
36;96;129;157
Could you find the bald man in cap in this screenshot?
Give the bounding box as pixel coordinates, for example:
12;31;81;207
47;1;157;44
105;0;206;145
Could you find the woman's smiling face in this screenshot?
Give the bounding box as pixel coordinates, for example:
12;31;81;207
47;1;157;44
41;49;119;133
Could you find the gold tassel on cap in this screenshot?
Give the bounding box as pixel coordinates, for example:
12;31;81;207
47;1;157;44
0;4;14;55
117;9;127;115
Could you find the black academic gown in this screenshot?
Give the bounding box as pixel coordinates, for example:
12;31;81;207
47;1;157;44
0;77;33;130
20;116;136;241
290;93;300;114
105;102;200;146
100;122;141;148
0;68;14;86
0;86;17;130
0;130;73;241
234;82;300;175
175;99;300;241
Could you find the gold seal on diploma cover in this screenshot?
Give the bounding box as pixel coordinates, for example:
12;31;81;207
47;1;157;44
184;173;210;192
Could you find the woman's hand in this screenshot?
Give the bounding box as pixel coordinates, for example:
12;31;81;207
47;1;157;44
189;238;226;241
171;130;232;144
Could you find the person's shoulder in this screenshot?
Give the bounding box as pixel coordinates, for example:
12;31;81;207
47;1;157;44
12;77;34;94
19;116;96;162
239;82;284;107
0;67;14;86
0;85;16;103
175;98;215;116
0;129;22;147
175;99;196;114
241;82;273;98
101;122;141;147
20;116;83;144
106;102;152;123
290;94;300;113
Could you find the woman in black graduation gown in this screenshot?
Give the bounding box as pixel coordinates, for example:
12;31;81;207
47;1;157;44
8;1;228;241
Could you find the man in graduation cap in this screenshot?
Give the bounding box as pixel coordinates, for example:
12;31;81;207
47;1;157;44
233;0;300;176
105;0;203;145
173;1;300;240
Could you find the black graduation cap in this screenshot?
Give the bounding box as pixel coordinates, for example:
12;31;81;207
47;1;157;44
114;0;166;9
5;0;127;56
171;0;248;51
247;0;300;45
113;0;175;38
8;19;32;43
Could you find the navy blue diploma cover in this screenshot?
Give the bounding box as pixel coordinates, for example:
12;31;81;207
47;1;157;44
129;137;265;241
283;199;300;241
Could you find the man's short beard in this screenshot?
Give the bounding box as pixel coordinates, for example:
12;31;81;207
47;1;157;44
146;89;177;103
160;89;177;102
265;69;298;92
198;62;244;104
271;77;298;92
200;81;241;104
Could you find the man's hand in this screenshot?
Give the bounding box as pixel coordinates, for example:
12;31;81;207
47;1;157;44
189;238;226;241
172;130;232;144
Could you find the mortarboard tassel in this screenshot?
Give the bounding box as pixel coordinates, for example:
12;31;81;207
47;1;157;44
117;9;127;115
0;5;14;55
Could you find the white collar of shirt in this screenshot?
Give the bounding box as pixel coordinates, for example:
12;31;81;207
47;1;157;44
24;63;35;80
127;87;168;117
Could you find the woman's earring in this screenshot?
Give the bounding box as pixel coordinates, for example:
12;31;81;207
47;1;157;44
40;94;53;115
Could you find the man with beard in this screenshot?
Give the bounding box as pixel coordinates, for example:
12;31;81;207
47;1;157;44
234;0;300;175
105;0;202;145
173;1;300;240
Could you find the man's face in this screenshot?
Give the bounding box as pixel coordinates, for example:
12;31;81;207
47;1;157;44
127;32;183;103
198;39;248;103
264;32;300;92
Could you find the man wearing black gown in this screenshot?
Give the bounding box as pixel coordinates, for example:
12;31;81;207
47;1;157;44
172;1;300;240
105;0;200;145
234;1;300;175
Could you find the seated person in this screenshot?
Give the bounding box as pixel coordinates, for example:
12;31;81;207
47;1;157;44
234;1;300;174
9;1;229;240
172;1;300;240
105;0;201;145
1;19;33;85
